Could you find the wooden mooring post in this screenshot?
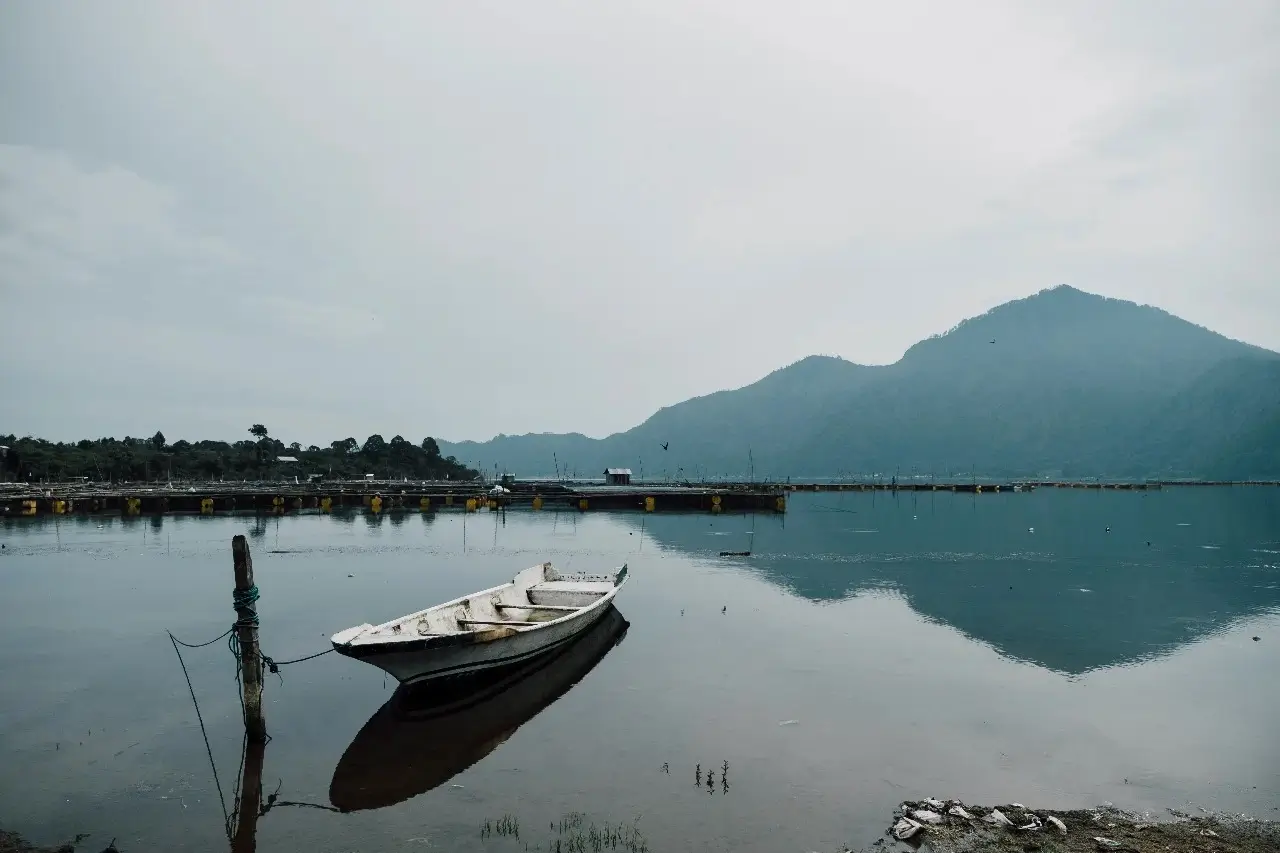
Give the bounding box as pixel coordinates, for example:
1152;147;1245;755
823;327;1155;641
232;534;266;742
232;534;267;852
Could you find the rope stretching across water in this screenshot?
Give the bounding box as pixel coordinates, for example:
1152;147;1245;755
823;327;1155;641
170;584;333;682
165;581;335;839
167;632;234;844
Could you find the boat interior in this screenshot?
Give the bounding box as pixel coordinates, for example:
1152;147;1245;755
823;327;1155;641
334;562;626;645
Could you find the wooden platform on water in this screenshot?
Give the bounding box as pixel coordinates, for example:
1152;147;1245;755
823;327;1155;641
0;480;786;517
1;478;1275;518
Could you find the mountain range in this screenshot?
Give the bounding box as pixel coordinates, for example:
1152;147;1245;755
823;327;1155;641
440;286;1280;480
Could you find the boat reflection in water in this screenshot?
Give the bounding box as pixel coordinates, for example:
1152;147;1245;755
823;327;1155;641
329;605;629;812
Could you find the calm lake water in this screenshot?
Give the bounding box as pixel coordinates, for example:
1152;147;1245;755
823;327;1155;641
2;489;1279;852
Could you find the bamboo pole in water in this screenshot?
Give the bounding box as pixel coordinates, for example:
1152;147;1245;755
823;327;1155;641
232;535;266;742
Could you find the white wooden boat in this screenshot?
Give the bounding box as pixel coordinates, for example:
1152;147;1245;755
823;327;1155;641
329;605;629;811
330;562;628;684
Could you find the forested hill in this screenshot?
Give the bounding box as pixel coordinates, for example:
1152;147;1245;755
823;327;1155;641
0;427;479;482
439;286;1280;480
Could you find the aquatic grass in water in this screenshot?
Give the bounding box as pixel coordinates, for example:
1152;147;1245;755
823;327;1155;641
485;812;647;853
481;813;521;839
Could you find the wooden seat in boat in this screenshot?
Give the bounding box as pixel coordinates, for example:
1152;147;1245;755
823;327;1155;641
528;579;613;608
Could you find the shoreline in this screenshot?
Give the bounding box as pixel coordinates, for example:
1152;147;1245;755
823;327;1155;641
870;801;1279;853
10;802;1280;853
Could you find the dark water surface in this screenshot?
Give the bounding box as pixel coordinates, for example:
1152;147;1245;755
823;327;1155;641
2;489;1279;852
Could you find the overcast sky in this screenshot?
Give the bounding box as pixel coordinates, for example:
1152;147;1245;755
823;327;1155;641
2;1;1277;446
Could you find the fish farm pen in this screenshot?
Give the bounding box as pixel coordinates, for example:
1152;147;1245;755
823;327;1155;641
0;478;1275;518
0;479;784;516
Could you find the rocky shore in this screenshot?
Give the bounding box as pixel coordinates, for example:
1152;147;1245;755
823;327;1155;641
875;801;1279;853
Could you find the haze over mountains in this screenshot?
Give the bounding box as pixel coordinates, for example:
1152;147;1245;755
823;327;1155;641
441;286;1280;480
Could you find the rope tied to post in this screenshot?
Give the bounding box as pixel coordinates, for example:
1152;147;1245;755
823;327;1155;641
232;584;261;628
228;581;333;682
170;581;333;696
170;626;234;649
165;536;337;843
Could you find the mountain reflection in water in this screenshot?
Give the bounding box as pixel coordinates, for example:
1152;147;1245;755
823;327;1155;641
626;489;1280;675
329;605;629;812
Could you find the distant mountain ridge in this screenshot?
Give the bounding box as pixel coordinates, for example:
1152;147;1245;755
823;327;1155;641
440;286;1280;480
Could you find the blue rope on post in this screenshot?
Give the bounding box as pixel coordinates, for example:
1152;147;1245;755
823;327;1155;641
232;584;261;627
230;583;261;688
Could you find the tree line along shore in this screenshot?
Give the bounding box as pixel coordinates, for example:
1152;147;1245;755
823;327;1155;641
0;426;479;484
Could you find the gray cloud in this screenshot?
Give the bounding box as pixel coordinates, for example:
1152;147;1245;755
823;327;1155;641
1;0;1276;445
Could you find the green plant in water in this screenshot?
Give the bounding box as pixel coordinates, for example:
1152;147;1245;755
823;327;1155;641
488;810;645;853
544;812;647;853
481;813;521;840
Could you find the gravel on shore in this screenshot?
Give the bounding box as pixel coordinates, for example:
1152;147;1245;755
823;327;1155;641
867;801;1279;853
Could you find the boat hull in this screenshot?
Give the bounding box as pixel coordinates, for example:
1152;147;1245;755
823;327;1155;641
333;594;618;684
329;605;629;811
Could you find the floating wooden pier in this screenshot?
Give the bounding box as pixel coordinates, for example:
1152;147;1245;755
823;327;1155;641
0;480;786;516
1;477;1275;518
